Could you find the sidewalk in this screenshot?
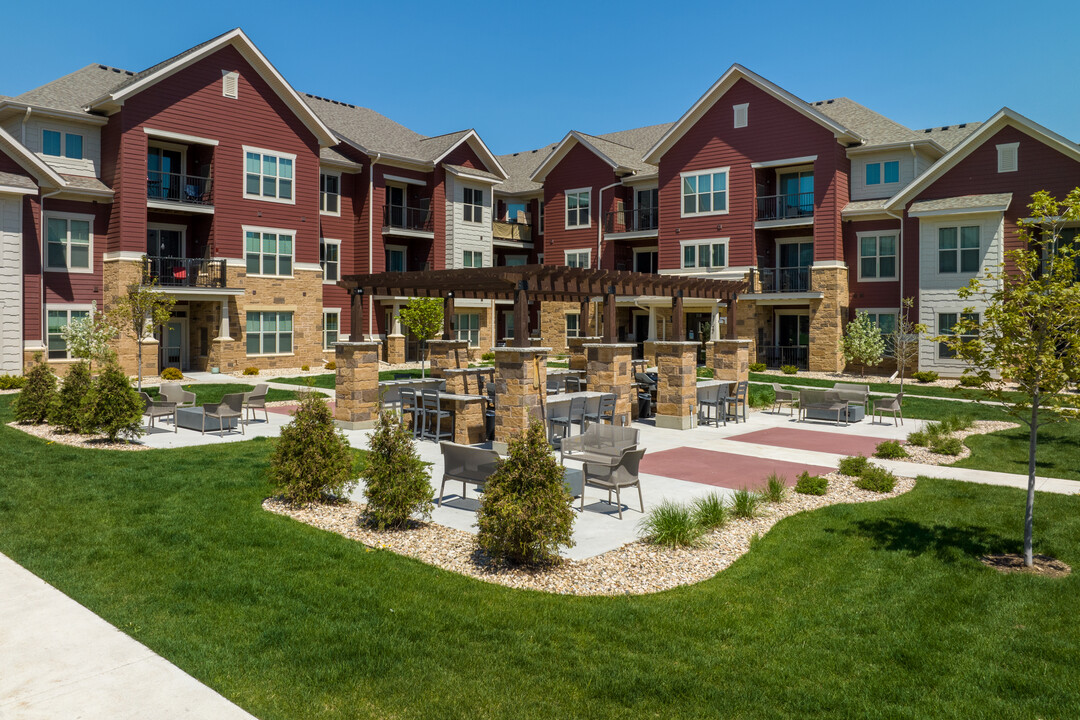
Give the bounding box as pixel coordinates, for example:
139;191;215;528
0;554;257;720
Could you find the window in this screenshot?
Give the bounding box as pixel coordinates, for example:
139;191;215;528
858;234;897;280
997;142;1019;173
681;168;728;216
634;249;658;274
45;214;92;272
455;313;480;346
320;173;340;214
938;226;980;273
463;250;483;268
42;129;83;160
46;307;91;360
863;312;897;356
245;229;293;277
733;103;748;129
565;188;590;228
385;246;406;272
246;311;293;355
566;313;580;339
503;255;527;266
244;147;294;202
938;312;979;358
463;187;483;223
681;240;727;270
538;200;545;234
504;312;515;340
865;160;899;185
323;310;339;350
565;249;590;268
320;239;339;283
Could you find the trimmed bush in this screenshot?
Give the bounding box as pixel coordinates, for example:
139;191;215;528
730;487;763;519
854;465;897;493
49;361;92;433
780;365;799;375
764;473;788;503
476;421;575;566
480;352;495;362
906;430;930;447
82;363;143;441
837;454;871;477
243;367;260;376
639;501;703;547
748;362;767;373
324;361;336;370
958;374;982;388
14;356;57;424
794;471;828;496
0;374;26;390
912;370;939;383
930;436;964;456
301;365;310;372
692;493;728;531
874;440;909;459
271;393;357;505
359;411;432;529
939;414;974;433
160;366;183;381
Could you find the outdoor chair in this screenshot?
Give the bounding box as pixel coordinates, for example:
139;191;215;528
565;376;586;393
772;383;800;416
724;381;749;423
439;442;501;506
584;393;616;426
798;389;848;426
202;393;244;436
140;392;176;432
546;376;563;396
582;447;647;519
873;393;904;426
242;383;269;424
560;424;638;467
400;388;423;437
697;384;727;427
833;382;871;412
420;389;452;442
159;382;196;408
549;395;586;442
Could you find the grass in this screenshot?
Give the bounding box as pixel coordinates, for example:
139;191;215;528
638;501;703;547
730;487;764;519
749;372;1046;405
2;399;1080;717
953;421;1080;483
144;383;322;406
763;473;788;503
276;369;442;390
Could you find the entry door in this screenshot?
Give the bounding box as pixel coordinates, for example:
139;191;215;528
161;320;187;370
387;186;405;227
777;241;813;291
777;314;809;347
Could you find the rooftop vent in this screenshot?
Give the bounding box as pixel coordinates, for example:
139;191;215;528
826;99;834;104
924;128;932;133
958;123;967;128
941;126;949;131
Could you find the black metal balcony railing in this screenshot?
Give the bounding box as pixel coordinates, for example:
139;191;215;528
143;256;227;288
758;345;809;370
604;207;659;234
383;204;434;233
147;172;212;206
756;192;814;221
759;266;811;293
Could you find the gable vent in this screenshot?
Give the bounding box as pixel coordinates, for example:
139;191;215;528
733;103;749;129
222;71;239;99
997;142;1019;173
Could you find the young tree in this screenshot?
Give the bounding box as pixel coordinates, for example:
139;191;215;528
59;302;118;371
49;360;93;433
397;297;443;378
841;310;886;376
108;281;176;391
359;410;432;529
82;361;144;441
892;297;927;395
14;354;57;424
270;392;357;505
943;189;1080;568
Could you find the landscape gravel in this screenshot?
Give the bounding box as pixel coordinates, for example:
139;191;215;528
264;473;915;596
7;422;149;451
893;420;1018;465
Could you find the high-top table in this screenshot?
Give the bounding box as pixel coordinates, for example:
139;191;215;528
436;392;488;445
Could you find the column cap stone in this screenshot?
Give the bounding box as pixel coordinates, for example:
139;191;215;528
584;343;636;349
334;341;381;349
710;339;753;346
427;339;468;347
494;346;552;354
653;341;700;348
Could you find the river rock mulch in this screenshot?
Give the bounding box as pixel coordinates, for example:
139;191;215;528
264;472;915;596
892;420;1018;465
7;421;149;451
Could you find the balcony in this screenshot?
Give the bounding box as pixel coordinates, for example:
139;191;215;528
755;192;814;225
383;204;434;238
604;207;659;238
143;256;227;289
759;267;811;293
146;172;213;212
492;219;532;246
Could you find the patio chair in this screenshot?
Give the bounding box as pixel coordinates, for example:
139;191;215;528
140;392;176;432
546;376;563;396
159;382;196;408
772;383;800;416
439;441;501;506
202;393;244;436
873;393;904;426
697;384;727;427
724;381;749;423
400;388;423;437
549;395;586;441
420;389;452;442
561;424;638;466
565;376;585;393
242;383;269;424
582;447;647;519
584;393;616;426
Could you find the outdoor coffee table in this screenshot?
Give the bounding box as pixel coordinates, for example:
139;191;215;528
175;406;238;433
562;467;584;502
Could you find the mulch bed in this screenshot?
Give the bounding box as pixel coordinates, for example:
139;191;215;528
980;553;1072;577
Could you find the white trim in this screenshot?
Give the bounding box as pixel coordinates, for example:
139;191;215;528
733;103;748;129
855;230;899;283
40;127;84;161
810;259;846;269
293;262;323;273
43;211;94;274
103;251;149;262
244;308;295;358
320;170;341;216
44;303;95;361
0;184;36;196
322;308;341;351
0;125;65;187
564;187;592;230
242;225;296;278
564;248;592;268
385;243;408;272
749;155;818;169
431;130;509;179
147;200;213;215
320;238;341;284
862;158;902;188
444;164;504;185
142;127;219;146
679;166;730;218
679;237;729;272
242;146;297;205
530;131;620;183
384;174;427;187
632;246;659;274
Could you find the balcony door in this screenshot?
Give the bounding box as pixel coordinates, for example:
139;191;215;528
387;185;405;227
634;247;658;274
159;318;188;371
147;226;184;258
636;188;658;230
148;145;184;201
778;170;813;216
777;239;813;292
775;311;810;369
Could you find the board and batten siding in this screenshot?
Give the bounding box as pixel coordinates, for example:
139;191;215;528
0;194;23;372
444;173;492;269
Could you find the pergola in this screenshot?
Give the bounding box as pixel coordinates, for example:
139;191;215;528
339;265;747;347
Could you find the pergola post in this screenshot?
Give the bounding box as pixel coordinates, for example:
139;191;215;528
514;283;530;348
350;289;364;341
334;341;381;430
579;299;592;337
602;288;617;343
493;346;550;454
654;341;699;430
671;292;685;341
443;292;455;341
726;298;737;339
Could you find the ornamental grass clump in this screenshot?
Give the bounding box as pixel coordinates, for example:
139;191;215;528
763;473;788;503
360;410;432;529
49;361;92;434
930;436;964;456
794;471;828;496
639;501;703;548
874;440;909;459
14;355;57;425
270;392;356;506
82;362;143;441
730;487;763;519
692;493;728;531
476;421;575;566
906;430;930;447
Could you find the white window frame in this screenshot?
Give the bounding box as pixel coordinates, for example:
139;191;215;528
680;167;730;218
323;309;340;350
45;304;94;361
565;313;580;339
565;187;591;229
859;308;899;357
463;249;483;268
997;142;1019;173
937;225;981;275
41;128;84;160
564;249;591;268
243;145;296;204
538;200;545;234
44;211;94;274
938;311;979;359
463;186;483;224
320;238;340;284
246;310;294;357
679;238;729;272
385;243;407;273
864;160;901;186
856;231;898;282
633;246;659;274
320;171;341;216
454;312;480;347
733;103;748;129
244;225;295;278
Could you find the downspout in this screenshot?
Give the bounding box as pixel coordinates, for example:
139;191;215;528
21;107;31;145
367;153;381;339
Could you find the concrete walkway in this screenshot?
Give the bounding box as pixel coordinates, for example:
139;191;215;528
0;553;256;720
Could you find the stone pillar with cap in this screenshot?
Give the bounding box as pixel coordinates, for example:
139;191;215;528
653;341;699;430
585;343;635;426
493;346;549;454
334;341;381;430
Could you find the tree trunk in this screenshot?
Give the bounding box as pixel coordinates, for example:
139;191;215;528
1025;392;1039;567
421;340;426;379
137;333;143;392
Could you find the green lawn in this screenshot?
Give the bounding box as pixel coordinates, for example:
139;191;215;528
145;383;322;405
954;421;1080;483
749;371;1043;405
276;369;436;390
2;394;1079;719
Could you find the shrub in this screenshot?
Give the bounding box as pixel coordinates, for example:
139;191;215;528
14;355;57;424
780;365;799;375
301;365;310;372
837;454;870;477
324;361;336;370
359;411;432;528
639;501;702;547
912;370;939;383
476;421;575;566
691;493;728;531
930;436;964;456
82;362;143;441
748;384;775;409
271;393;357;506
874;440;909;459
763;473;788;503
0;374;26;390
480;351;495;362
958;373;982;388
939;414;974;433
749;362;767;373
243;366;260;376
730;487;763;519
49;361;92;433
794;471;828;496
854;465;897;493
906;430;930;447
160;366;183;381
923;421;948;439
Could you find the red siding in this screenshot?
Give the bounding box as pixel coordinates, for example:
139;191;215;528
40;199;110;308
0;149;35;182
843;218;907;313
318;152;366;336
542;142;620;267
21;195;41;342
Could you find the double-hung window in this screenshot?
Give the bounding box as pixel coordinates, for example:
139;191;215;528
244;147;294;202
865;160;899;185
463;187;483;223
681;168;728;216
938;226;980;274
859;234;897;280
938;312;979;358
565;313;580;339
565;249;590;268
45;214;92;272
42;129;83;159
863;311;898;356
681;240;727;270
320;239;340;283
320;173;340;214
565;189;590;228
246;311;293;355
323;310;339;350
455;313;480;346
245;228;293;277
463;250;483;268
47;307;91;360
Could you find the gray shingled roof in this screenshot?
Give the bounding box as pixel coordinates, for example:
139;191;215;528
319;146;362;168
60;174;112;193
444;164;502;182
415;131;473;162
14;64;134;115
909;193;1011;214
841;198;889;215
495;144;555;194
0;171;35;190
812;98;923;147
105;31;231;97
918;123;983;150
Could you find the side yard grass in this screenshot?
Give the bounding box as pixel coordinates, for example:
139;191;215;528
145;383;323;406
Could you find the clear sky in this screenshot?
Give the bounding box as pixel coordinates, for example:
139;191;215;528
2;0;1078;155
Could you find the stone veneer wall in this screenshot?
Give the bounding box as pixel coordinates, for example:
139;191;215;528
653;341;698;430
492;346;549;453
427;339;469;377
809;265;848;373
539;301;579;352
709;339;751;385
566;336;600;371
585;343;634;426
333;341;381;430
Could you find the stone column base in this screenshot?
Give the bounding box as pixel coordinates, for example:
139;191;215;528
585;343;635;426
493;346;550;454
333;341;381;430
709;339;752;384
567;336;600;371
385;334;406;364
427;339;469;377
653;341;698;430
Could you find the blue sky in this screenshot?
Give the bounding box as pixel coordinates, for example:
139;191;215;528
3;0;1078;155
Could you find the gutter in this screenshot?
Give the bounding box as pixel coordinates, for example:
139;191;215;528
21;107;31;145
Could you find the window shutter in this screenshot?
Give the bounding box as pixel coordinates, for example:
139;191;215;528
222;71;239;99
996;143;1018;173
733;103;749;128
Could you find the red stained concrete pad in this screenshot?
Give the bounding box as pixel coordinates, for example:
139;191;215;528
725;427;888;458
639;447;834;489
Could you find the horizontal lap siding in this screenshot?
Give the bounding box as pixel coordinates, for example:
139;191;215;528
543;143;618;267
21;195;41;341
0;150;35;182
320;164;363;335
844;218;905;312
372;165;433;273
40;199;109;306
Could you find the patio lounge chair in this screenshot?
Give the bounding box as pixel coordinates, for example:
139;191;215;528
582;447;647;519
439;441;501;506
159;382;196;408
242;383;269;424
202;393;244;436
873;393;904;426
772;383;800;416
560;424;639;466
140;392;176;432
